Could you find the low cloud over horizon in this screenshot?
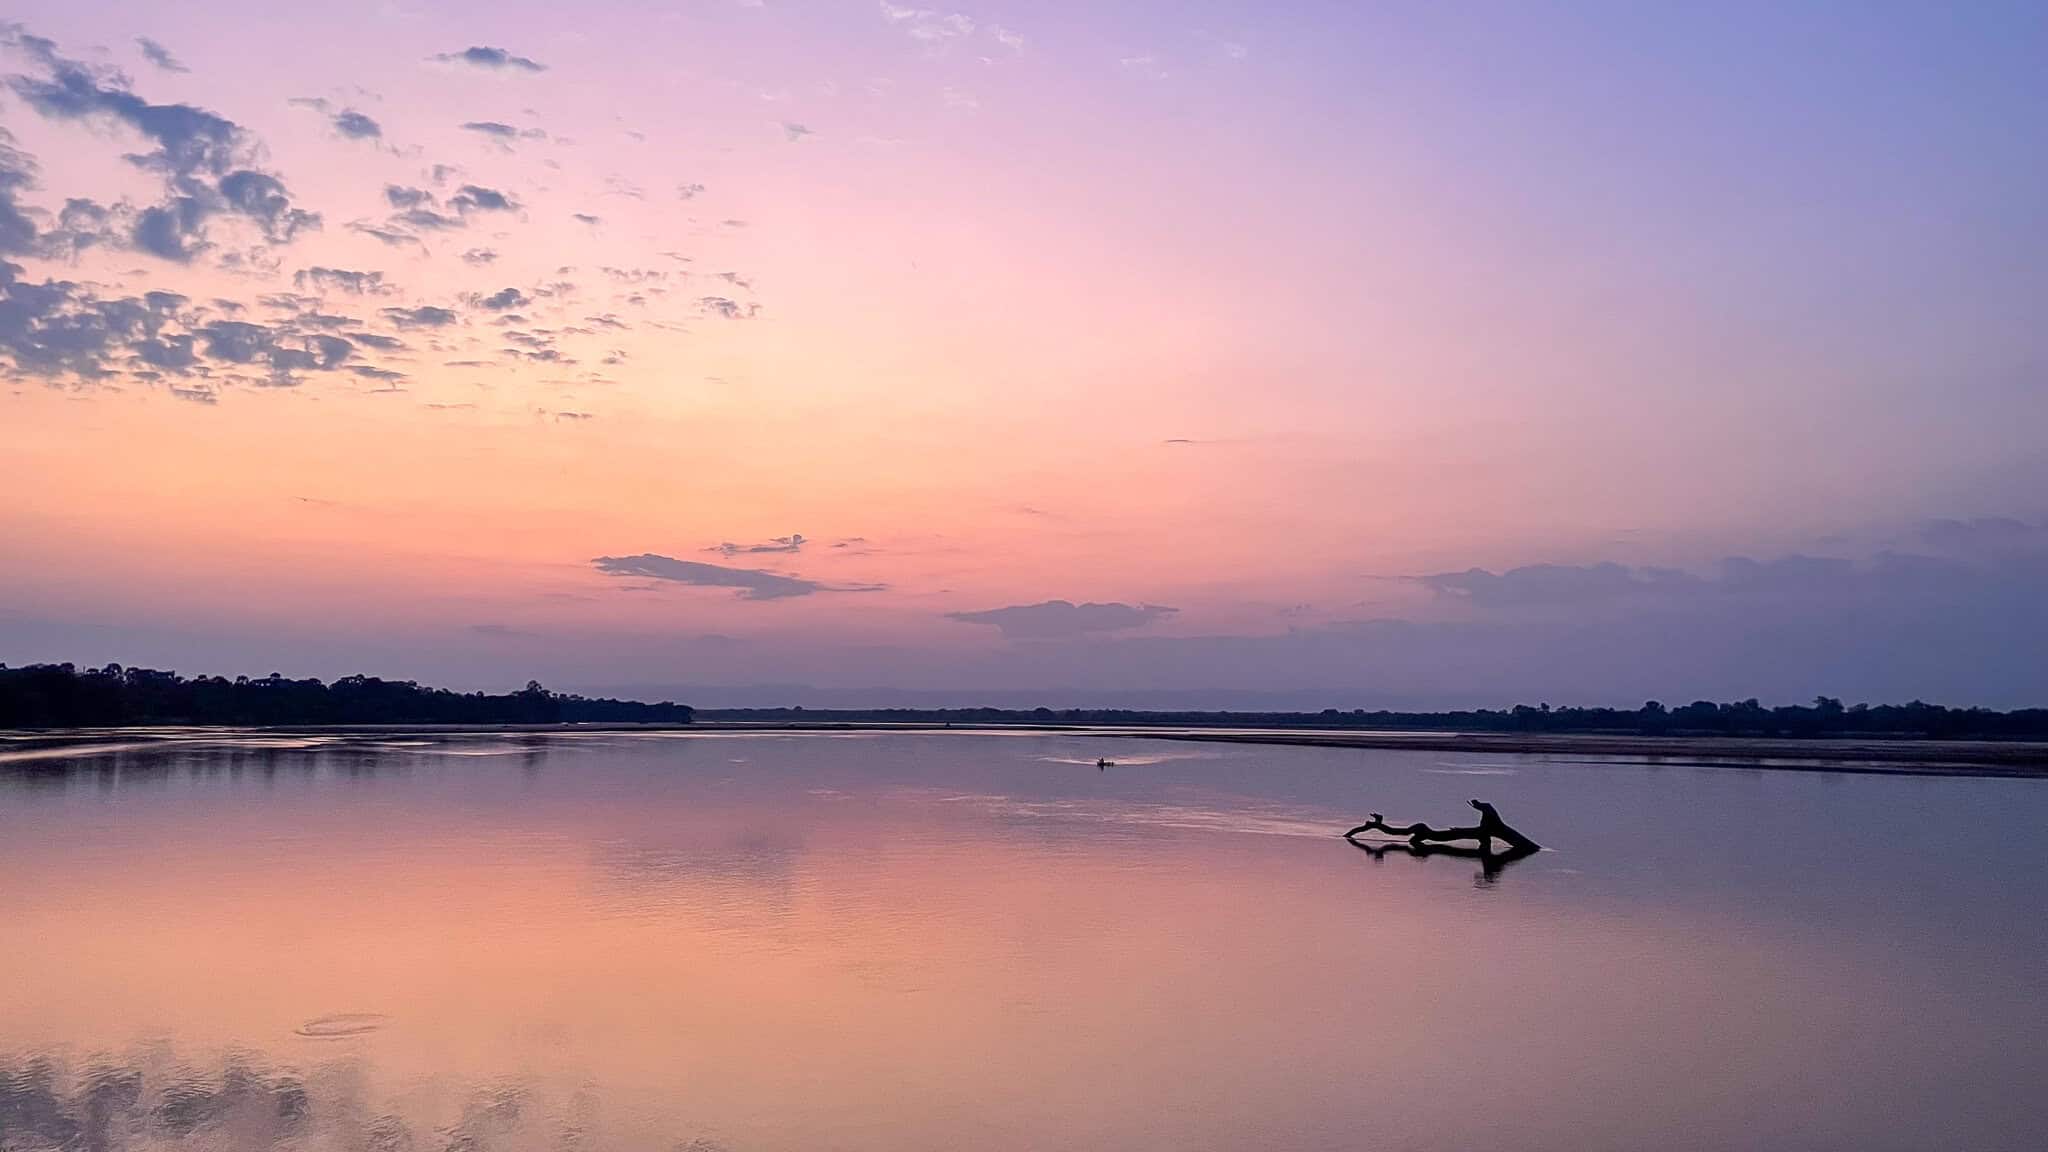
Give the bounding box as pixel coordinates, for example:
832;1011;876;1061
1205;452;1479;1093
947;600;1180;640
592;553;882;600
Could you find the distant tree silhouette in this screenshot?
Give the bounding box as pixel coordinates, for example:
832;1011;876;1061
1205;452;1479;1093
697;699;2048;739
0;663;691;728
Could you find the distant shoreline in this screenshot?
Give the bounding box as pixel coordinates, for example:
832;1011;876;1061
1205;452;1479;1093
1098;727;2048;777
691;722;2048;777
5;721;2045;778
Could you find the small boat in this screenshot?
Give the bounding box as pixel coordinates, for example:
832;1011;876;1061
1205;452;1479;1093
1096;757;1114;769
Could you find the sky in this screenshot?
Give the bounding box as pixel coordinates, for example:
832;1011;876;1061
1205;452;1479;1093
3;1;2046;707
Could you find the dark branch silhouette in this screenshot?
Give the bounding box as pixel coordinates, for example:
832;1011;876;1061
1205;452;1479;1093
1344;799;1541;853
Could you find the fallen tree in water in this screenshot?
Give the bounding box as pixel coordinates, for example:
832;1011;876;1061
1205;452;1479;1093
1344;799;1541;854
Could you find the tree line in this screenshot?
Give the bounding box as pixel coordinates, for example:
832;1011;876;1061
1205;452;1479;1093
703;697;2048;739
0;663;693;728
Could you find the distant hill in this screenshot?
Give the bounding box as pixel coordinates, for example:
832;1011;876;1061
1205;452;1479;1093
0;663;693;728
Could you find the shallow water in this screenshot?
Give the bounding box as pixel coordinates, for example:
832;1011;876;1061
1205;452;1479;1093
2;730;2043;1151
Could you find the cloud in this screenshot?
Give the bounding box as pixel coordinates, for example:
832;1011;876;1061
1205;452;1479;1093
676;182;705;200
332;109;381;139
879;3;976;47
0;129;38;255
135;37;188;73
197;318;352;379
0;263;164;378
573;212;601;225
461;248;498;265
1296;531;2048;704
380;305;457;328
347;221;417;247
709;534;804;557
369;184;516;241
477;287;527;311
461;121;546;145
434;46;546;73
698;296;758;320
1419;562;1703;610
592;553;871;600
946;599;1179;639
449;184;515;213
781;121;813;141
4;29;317;260
858;529;2048;707
394;206;463;230
0;259;394;391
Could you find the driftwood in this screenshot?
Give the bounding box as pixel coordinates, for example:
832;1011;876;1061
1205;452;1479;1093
1343;799;1541;854
1346;835;1538;881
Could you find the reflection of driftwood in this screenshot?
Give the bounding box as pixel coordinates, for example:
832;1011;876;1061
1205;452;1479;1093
1343;799;1541;854
1347;836;1538;881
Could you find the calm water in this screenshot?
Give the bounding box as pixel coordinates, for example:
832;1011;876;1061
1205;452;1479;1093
2;730;2044;1151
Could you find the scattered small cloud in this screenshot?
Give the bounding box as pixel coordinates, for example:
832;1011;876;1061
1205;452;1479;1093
381;305;458;328
709;534;805;557
698;296;758;320
294;267;388;295
879;3;977;49
332;109;381;140
385;185;433;210
781;121;813;141
433;46;546;73
449;184;516;213
135;36;188;73
347;221;418;247
461;121;547;145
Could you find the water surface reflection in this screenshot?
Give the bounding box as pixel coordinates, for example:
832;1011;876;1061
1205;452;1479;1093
2;731;2044;1150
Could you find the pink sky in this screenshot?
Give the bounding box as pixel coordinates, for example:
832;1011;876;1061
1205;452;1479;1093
4;3;2046;704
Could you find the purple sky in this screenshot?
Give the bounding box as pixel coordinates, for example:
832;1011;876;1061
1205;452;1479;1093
3;3;2046;706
